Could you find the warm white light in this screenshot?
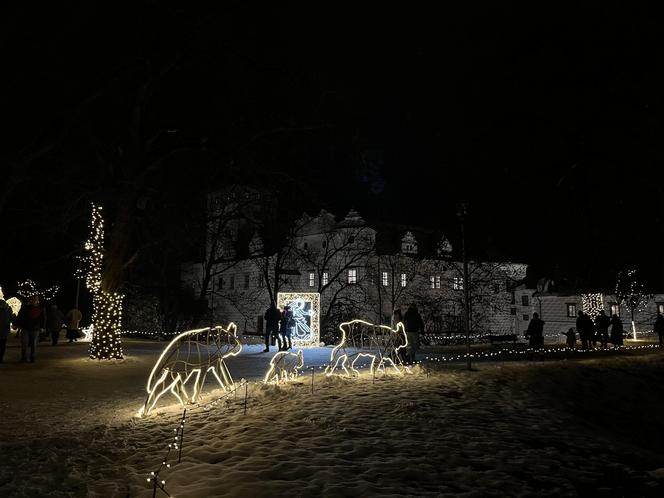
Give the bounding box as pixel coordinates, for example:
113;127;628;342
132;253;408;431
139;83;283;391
325;319;410;377
139;323;241;416
263;350;304;384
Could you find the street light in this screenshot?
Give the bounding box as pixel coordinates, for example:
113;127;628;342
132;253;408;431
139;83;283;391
456;202;472;371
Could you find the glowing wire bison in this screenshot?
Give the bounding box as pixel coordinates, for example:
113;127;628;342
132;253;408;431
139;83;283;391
325;319;409;377
138;323;242;416
263;350;304;384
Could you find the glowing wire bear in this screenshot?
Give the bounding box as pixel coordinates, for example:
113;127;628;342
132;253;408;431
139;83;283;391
139;323;241;416
325;319;409;377
263;350;304;384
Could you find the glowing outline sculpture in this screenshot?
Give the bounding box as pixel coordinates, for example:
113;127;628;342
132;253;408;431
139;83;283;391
325;319;410;377
139;323;241;417
277;292;320;346
263;349;305;384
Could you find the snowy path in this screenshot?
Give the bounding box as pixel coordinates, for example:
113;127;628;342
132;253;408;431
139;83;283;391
1;338;664;497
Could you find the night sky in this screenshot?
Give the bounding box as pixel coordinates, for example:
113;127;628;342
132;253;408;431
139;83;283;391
1;2;662;299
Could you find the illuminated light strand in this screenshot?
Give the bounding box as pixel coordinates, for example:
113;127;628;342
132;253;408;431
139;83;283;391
263;350;304;384
146;409;187;496
582;293;604;319
325;319;411;378
422;343;661;363
84;204;124;360
16;279;60;302
139;323;242;417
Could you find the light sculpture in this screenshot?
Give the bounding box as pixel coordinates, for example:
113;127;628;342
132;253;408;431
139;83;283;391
277;292;320;346
325;319;410;377
581;293;603;319
138;323;241;417
84;204;124;359
263;349;304;384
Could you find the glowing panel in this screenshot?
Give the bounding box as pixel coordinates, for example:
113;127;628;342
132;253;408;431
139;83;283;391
277;292;320;346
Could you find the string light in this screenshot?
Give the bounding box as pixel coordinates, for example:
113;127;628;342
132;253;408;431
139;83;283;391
84;204;124;360
139;323;241;417
422;343;661;363
16;279;60;301
581;293;603;318
325;319;410;377
263;350;304;384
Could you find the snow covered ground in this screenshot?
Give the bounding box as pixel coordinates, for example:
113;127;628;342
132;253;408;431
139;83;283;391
1;335;664;497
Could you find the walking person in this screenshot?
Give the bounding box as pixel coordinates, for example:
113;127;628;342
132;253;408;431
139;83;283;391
16;294;44;363
562;327;576;349
280;305;293;351
524;312;545;349
65;307;83;343
654;312;664;347
403;303;424;364
0;294;17;363
595;309;611;349
263;302;282;352
610;313;624;349
46;303;64;346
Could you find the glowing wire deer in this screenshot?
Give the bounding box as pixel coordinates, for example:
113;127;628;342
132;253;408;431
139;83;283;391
325;319;409;377
139;323;241;416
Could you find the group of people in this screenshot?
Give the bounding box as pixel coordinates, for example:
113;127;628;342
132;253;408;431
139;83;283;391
0;293;83;364
572;309;627;350
525;308;663;352
263;303;295;352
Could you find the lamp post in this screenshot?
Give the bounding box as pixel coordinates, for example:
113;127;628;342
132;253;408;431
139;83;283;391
456;202;472;371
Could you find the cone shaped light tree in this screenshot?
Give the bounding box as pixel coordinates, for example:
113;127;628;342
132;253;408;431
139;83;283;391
85;204;124;359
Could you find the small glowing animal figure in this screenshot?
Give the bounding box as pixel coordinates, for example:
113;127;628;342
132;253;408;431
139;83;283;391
263;349;304;384
325;320;409;377
139;323;241;416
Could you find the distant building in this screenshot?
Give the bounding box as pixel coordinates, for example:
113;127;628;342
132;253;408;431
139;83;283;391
181;196;530;342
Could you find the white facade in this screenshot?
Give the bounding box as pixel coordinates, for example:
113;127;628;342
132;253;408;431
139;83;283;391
181;203;531;341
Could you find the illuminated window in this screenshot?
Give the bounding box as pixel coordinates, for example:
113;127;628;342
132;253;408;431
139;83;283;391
610;303;620;317
382;271;389;286
400;273;407;287
566;303;576;318
658;303;664;315
453;277;463;290
309;272;315;287
348;269;357;284
430;276;435;289
435;275;441;289
322;272;329;286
